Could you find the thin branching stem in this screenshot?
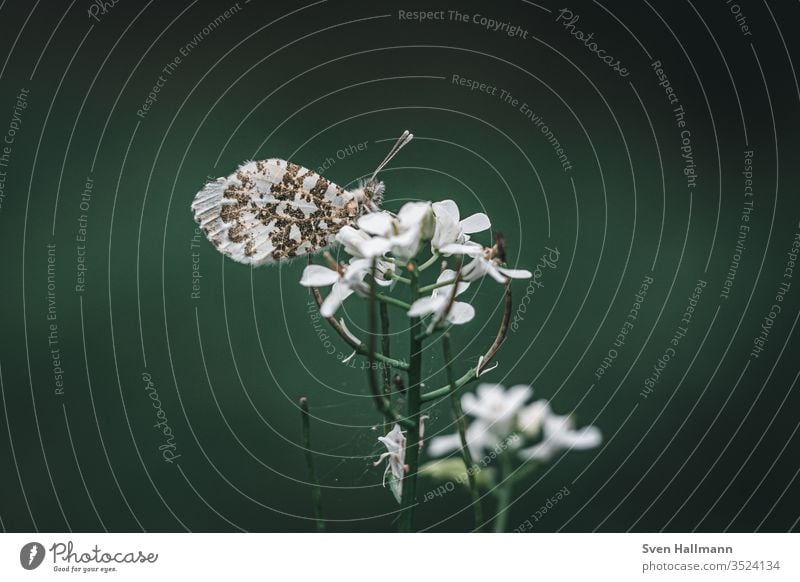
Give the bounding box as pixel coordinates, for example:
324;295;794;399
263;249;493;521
375;293;412;311
369;260;398;427
399;262;423;532
420;281;512;402
443;334;484;531
476;281;513;376
309;287;409;371
418;277;460;294
380;302;392;434
388;272;412;284
417;251;440;272
493;451;513;533
299;396;325;532
420;368;476;402
431;260;462;330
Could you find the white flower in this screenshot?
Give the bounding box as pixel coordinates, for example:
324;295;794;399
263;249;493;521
517;399;551;437
336;225;391;259
299;257;395;317
426;419;499;462
427;384;532;460
357;202;435;262
461;246;532;284
517;413;602;463
432;200;491;254
406;269;475;325
373;424;406;503
427;383;602;466
462;383;533;438
299;260;367;317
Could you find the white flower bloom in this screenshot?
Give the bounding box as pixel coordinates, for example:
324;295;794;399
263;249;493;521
300;257;394;317
299;260;367;317
517;399;551;437
517;413;602;463
427;384;531;460
462;383;533;438
357;202;435;262
427;383;601;466
336;225;391;259
461;246;532;284
426;419;499;461
431;200;491;254
373;424;406;503
437;240;484;258
406;269;475;325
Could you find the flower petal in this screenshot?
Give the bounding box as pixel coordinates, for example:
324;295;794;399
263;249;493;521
486;264;510;284
426;433;462;457
319;283;354;317
357;211;393;235
299;265;340;287
407;295;446;318
440;242;484;257
505;384;534;412
462;384;504;419
336;225;370;257
397;201;432;225
390;226;423;261
517;400;551;437
432;200;460;223
553;422;602;450
518;442;554;462
437;269;470;297
447;301;475;325
498;267;533;280
460;213;491;234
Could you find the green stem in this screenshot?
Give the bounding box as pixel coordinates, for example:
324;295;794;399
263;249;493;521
443;334;484;531
380;301;392;435
299;397;325;532
414;324;441;342
417;251;440;272
368;260;394;427
310;287;408;370
494;451;513;533
418;277;459;294
388;272;412;284
399;264;423;532
420;368;477;402
375;293;412;311
419;280;512;402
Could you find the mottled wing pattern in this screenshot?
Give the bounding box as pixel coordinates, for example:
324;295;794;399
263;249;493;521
191;159;352;265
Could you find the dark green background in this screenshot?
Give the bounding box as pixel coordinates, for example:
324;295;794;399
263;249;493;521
1;0;799;532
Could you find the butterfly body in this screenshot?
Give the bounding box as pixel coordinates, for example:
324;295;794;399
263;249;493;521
190;131;412;266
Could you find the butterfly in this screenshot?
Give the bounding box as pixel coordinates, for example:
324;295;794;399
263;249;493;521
191;130;413;265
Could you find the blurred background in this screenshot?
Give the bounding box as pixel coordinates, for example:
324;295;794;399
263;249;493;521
0;0;799;532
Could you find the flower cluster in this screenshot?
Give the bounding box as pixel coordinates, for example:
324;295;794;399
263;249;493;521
297;197;601;528
427;383;602;463
299;199;532;322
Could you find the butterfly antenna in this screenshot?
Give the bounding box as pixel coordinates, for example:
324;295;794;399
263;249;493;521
369;130;413;183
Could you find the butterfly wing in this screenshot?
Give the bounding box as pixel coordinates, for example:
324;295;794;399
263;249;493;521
191;159;352;265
